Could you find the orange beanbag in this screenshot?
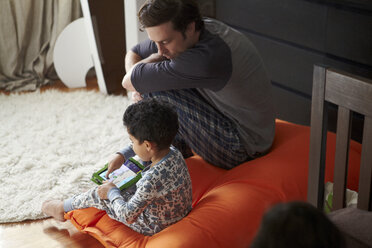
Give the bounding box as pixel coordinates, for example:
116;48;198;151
65;120;361;248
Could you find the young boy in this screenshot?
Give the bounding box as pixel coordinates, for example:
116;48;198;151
42;99;192;236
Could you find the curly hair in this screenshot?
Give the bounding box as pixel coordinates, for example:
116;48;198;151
123;98;179;150
251;201;345;248
138;0;204;37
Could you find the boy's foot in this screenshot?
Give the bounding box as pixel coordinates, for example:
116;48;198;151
41;199;66;222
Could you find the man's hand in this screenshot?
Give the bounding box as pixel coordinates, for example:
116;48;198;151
97;181;116;200
130;91;143;103
106;153;125;178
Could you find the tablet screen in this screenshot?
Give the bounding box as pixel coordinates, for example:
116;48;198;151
98;159;142;188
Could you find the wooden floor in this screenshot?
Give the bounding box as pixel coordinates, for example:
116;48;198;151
0;78;111;248
0;218;104;248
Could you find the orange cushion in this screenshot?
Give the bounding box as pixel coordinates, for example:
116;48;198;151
65;120;361;248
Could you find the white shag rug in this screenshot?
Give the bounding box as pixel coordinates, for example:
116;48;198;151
0;89;131;223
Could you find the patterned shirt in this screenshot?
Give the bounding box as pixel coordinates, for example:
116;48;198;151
107;146;192;235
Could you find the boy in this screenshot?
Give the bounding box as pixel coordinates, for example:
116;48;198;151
42;99;192;236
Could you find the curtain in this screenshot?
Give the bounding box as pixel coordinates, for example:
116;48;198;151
0;0;82;92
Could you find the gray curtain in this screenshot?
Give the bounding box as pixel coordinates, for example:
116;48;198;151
0;0;82;92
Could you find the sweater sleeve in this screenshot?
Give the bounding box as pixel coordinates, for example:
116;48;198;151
117;145;135;160
131;39;158;59
131;32;232;93
106;173;158;224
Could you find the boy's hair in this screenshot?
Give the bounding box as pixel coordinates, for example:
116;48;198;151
250;201;345;248
123;98;179;150
138;0;204;37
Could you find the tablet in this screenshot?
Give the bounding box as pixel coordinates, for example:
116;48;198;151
91;157;145;190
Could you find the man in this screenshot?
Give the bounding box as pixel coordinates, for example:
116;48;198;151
120;0;275;170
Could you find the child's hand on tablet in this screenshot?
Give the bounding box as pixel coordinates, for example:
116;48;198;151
106;154;125;178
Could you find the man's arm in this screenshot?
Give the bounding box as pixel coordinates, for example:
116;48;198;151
123;51;142;91
122;52;166;91
125;50;142;73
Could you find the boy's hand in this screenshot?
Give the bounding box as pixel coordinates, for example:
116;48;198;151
106;153;125;178
98;181;116;200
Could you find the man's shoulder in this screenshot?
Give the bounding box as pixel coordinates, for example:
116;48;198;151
203;18;235;37
202;17;250;49
203;17;227;30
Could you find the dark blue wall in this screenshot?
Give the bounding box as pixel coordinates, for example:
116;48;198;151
216;0;372;141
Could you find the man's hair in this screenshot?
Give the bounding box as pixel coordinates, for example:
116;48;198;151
123;98;179;150
250;201;345;248
138;0;204;36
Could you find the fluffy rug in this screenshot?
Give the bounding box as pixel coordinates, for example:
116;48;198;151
0;89;130;223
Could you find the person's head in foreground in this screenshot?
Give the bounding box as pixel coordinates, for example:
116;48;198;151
124;98;179;162
250;201;345;248
138;0;203;59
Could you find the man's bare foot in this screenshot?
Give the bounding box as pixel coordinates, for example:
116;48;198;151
41;199;66;222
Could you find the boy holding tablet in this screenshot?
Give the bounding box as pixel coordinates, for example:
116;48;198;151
42;99;192;236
